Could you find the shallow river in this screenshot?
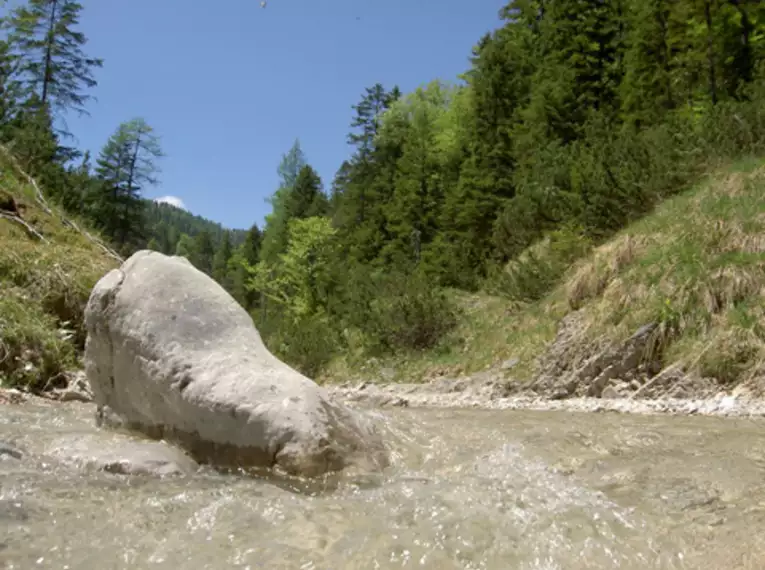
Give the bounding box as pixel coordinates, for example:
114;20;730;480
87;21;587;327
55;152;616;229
2;401;765;570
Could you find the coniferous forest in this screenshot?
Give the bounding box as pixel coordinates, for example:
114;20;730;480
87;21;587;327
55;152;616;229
2;1;765;377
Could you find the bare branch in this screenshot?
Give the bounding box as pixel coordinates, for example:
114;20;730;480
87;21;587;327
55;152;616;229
0;211;48;242
0;143;124;264
0;142;53;215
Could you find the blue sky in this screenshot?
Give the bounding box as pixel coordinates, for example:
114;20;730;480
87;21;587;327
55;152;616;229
58;0;507;230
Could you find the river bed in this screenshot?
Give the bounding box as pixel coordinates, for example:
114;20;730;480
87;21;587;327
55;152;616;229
2;400;765;569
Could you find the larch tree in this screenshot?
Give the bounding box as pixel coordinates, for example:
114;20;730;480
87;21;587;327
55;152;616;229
91;118;163;252
4;0;103;117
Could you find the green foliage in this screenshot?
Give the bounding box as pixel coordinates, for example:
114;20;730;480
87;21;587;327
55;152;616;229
246;217;341;376
4;0;765;387
192;229;215;275
488;225;593;303
212;230;233;285
175;233;195;259
359;270;459;353
259;139;307;264
143;201;247;256
249;217;338;323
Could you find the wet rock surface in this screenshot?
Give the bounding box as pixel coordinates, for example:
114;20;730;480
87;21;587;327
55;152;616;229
84;250;388;477
44;433;200;477
0;441;23;460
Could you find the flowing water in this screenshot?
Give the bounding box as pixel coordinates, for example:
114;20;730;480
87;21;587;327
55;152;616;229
2;400;765;570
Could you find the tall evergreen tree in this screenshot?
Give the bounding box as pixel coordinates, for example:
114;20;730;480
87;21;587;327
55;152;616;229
4;0;103;117
285;165;329;220
333;83;402;264
90;118;163;251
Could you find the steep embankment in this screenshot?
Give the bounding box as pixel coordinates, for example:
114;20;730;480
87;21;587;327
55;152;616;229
328;158;765;411
0;149;118;391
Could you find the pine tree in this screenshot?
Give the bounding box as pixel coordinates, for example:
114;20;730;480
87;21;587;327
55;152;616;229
90;118;163;252
4;0;103;117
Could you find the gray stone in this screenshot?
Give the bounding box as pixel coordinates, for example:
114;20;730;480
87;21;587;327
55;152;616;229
45;434;199;477
601;386;622;399
0;442;22;460
83;250;388;477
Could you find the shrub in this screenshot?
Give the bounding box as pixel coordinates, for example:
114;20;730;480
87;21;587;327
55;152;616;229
363;270;459;352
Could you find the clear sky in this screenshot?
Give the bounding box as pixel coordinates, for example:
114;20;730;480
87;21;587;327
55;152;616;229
58;0;508;231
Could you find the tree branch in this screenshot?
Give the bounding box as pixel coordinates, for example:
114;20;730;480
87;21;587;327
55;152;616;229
0;143;124;263
0;143;54;215
0;211;48;243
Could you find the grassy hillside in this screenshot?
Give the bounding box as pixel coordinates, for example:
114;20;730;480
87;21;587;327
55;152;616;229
324;158;765;398
0;151;118;390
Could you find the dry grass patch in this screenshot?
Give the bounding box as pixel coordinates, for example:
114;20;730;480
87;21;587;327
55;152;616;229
569;159;765;387
566;233;647;310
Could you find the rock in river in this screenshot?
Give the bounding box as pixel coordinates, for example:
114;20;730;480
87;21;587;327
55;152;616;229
83;250;388;477
0;441;23;460
44;434;198;477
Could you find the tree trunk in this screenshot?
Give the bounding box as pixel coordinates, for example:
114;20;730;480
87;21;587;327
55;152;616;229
41;0;59;106
120;133;141;246
728;0;753;84
704;0;718;105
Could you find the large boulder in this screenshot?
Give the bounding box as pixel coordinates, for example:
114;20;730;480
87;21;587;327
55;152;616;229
83;250;388;477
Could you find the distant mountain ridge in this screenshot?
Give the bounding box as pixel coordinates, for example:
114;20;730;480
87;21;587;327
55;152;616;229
144;200;248;254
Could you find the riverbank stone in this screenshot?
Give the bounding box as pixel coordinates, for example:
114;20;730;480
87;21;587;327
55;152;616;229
83;250;388;477
44;434;199;477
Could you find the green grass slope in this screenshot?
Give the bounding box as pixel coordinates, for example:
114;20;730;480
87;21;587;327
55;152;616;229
0;152;118;390
326;157;765;397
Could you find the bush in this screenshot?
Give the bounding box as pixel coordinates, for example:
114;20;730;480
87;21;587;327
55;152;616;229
253;306;342;379
362;270;459;352
488;224;592;303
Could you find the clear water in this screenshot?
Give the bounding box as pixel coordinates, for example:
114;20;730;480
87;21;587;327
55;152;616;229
2;401;765;569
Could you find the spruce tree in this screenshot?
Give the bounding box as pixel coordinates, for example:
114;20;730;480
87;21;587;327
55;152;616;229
285;165;328;219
